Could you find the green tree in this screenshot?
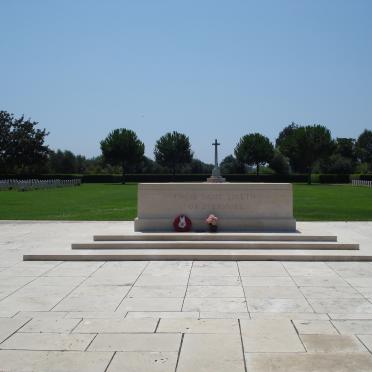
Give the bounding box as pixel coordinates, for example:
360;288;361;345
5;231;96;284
75;155;87;173
100;129;145;182
276;123;306;172
269;150;290;175
220;155;245;174
277;124;334;184
335;138;356;160
154;131;193;175
320;153;354;174
0;111;49;174
0;111;13;173
234;133;274;176
319;137;357;174
356;130;372;167
49;150;77;173
276;122;299;147
182;159;213;174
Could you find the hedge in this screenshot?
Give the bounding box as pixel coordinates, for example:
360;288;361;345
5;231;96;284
360;174;372;181
81;173;310;183
2;173;367;183
318;174;350;184
0;174;81;180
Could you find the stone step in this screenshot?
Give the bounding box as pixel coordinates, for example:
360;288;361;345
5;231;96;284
23;249;371;261
71;241;358;250
93;233;338;242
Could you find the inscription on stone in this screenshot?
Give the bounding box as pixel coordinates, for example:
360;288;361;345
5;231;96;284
171;191;259;211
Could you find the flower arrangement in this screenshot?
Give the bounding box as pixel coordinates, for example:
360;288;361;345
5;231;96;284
206;214;218;232
206;214;218;225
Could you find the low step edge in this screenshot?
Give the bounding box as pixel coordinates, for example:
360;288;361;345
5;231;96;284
71;242;359;251
93;234;338;242
23;253;372;262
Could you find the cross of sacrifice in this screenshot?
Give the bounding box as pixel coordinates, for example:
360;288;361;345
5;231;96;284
212;139;220;167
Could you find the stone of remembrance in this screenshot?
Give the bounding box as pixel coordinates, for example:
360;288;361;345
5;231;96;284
134;182;296;232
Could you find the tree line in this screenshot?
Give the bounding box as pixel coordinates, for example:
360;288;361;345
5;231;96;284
1;110;372;183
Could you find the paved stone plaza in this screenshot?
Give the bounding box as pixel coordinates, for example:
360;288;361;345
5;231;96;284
1;221;372;371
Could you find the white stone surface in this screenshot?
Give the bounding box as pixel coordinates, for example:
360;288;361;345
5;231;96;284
301;334;367;353
246;353;372;371
0;318;30;343
0;350;114;372
20;317;81;333
293;320;338;335
1;221;372;371
177;334;245;372
135;183;296;231
73;318;158;333
89;333;182;352
107;351;178;372
240;319;305;352
157;318;240;334
0;333;94;351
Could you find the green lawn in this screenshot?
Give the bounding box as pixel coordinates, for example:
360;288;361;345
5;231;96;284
0;184;137;221
0;183;371;221
293;184;372;221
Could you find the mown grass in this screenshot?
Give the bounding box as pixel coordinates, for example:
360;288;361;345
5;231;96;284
0;183;137;220
293;184;372;221
0;183;371;221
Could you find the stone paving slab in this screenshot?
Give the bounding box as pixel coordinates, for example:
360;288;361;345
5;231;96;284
73;318;158;333
183;297;248;312
107;351;178;372
14;311;68;319
65;311;126;319
0;332;95;351
301;334;367;353
358;335;372;353
250;312;329;320
157;318;240;334
0;317;30;343
128;285;187;298
186;285;244;297
247;297;313;313
1;221;372;371
0;350;114;372
177;334;245;372
117;297;184;312
20;317;81;333
240;319;305;352
125;311;199;319
89;333;182;352
293;320;339;335
332;320;372;334
245;352;372;372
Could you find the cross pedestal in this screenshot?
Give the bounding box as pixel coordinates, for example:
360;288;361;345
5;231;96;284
207;139;226;183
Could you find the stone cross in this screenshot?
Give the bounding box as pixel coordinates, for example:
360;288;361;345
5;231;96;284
212;139;220;167
207;139;225;182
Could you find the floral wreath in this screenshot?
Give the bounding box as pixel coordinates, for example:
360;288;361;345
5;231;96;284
173;214;192;232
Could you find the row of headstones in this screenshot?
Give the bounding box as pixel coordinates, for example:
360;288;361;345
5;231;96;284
352;180;372;188
0;179;81;191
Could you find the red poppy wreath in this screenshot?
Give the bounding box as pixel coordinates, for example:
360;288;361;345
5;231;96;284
173;214;192;232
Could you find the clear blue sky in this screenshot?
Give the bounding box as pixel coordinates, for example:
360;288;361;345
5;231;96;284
1;0;371;163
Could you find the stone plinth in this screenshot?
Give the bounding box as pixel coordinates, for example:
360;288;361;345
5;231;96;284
134;183;296;232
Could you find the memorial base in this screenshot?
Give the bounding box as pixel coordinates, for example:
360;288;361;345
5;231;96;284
134;182;296;232
206;176;226;183
134;217;296;232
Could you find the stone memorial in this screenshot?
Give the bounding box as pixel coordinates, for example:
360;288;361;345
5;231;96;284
135;139;296;232
134;182;296;232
